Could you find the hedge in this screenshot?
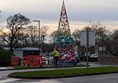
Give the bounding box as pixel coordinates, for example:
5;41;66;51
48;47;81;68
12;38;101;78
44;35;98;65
0;48;14;66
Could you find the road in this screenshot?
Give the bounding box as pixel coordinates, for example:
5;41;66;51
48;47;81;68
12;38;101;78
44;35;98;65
0;70;118;83
0;62;117;83
57;73;118;83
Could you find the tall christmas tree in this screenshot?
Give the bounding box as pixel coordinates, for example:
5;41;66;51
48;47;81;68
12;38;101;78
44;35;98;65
55;0;77;64
58;0;70;36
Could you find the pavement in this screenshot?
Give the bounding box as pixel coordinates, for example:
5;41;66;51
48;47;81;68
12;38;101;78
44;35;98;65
0;62;108;71
80;62;108;67
0;67;14;71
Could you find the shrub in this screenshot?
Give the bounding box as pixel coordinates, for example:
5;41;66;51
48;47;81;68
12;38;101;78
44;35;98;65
0;48;14;66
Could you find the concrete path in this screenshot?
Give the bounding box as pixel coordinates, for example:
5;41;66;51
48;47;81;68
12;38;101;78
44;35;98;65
0;62;108;71
79;62;108;67
0;67;14;71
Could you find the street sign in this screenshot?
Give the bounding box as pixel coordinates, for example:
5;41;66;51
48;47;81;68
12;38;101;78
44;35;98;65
80;30;95;46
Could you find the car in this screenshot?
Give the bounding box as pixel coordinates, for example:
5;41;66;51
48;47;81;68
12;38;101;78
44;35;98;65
90;54;98;58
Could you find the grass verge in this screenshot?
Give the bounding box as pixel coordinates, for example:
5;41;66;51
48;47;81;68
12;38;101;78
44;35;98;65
8;66;118;79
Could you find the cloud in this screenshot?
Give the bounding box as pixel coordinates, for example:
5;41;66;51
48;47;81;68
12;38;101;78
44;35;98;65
0;0;118;38
0;0;118;25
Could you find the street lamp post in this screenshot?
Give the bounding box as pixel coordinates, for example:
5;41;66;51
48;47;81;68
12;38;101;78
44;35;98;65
86;27;89;69
33;20;41;54
0;11;1;17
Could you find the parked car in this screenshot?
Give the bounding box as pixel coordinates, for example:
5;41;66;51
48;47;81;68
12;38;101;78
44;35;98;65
90;54;98;58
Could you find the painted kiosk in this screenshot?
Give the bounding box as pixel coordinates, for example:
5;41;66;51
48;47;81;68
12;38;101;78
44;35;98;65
12;47;46;66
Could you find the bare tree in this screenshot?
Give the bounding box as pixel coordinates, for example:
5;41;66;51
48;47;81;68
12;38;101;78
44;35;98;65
40;25;49;43
90;23;110;47
50;30;59;43
25;25;38;47
109;30;118;56
88;23;113;56
2;13;30;52
72;29;80;41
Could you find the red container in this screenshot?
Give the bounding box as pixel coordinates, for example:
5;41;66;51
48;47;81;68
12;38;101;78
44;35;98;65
11;56;19;65
23;55;46;66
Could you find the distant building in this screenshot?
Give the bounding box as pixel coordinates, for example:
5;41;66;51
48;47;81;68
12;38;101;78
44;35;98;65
13;47;40;58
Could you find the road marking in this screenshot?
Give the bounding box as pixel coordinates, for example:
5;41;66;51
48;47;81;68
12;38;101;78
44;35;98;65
0;78;45;83
0;78;19;83
41;79;62;83
21;82;45;83
0;78;62;83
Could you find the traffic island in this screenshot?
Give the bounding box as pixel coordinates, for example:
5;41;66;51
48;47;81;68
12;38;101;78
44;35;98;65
8;66;118;79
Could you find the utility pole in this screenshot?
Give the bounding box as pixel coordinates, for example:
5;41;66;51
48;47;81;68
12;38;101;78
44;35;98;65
33;20;41;54
86;27;89;69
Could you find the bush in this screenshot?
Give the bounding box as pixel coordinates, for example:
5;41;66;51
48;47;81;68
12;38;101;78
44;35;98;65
0;48;14;66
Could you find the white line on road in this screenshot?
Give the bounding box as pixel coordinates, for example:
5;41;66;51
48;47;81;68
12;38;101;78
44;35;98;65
21;82;45;83
0;78;19;83
41;79;62;83
0;78;61;83
0;78;45;83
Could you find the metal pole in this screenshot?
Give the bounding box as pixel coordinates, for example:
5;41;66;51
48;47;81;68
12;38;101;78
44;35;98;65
86;28;89;68
0;11;2;23
102;33;104;57
33;20;41;54
38;21;41;54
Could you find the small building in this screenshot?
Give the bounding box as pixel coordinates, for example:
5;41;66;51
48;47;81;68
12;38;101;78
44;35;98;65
13;47;40;59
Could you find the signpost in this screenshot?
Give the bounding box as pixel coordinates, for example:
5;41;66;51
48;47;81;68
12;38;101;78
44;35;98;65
80;28;95;68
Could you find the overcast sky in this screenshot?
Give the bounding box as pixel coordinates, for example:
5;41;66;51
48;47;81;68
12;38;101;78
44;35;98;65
0;0;118;32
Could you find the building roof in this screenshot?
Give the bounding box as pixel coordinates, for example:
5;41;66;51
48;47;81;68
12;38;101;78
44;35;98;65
14;47;40;51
